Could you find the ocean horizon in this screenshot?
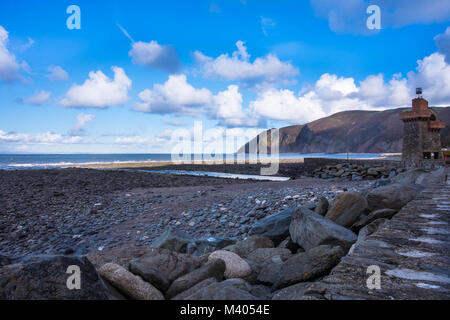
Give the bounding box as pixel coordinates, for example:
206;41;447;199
0;153;389;170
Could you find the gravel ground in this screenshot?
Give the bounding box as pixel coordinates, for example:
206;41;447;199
0;168;371;257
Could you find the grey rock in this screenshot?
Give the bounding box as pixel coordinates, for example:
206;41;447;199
257;262;283;285
184;279;257;300
190;237;236;256
246;248;292;266
289;207;357;251
166;259;226;299
366;183;422;211
129;250;205;292
274;245;345;290
150;226;194;253
314;197;329;216
171;278;218;300
272;282;313;300
277;236;301;253
350;208;397;233
249;208;294;245
0;255;111;300
325;192;368;227
227;236;274;258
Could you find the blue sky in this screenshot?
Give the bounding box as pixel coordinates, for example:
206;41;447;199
0;0;450;153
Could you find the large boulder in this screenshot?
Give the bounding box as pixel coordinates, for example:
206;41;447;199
150;227;194;253
289;207;357;251
129;250;205;292
182;279;257;300
325;192;368;227
257;262;283;286
273;245;344;290
246;248;292;266
366;183;421;211
225;236;274;258
0;255;112;300
166;259;226;299
209;250;252;279
99;263;164;300
350;208;397;233
248;208;293;245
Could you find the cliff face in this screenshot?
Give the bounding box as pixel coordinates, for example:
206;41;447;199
239;107;450;154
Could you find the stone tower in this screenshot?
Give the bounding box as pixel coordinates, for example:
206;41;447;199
399;89;445;167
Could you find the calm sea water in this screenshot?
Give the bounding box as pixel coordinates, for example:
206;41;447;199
0;153;385;170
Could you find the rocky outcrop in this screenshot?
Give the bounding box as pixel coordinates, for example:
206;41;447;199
289;207;357;251
314;197;329;216
0;255;111;300
98;263;164;300
325;192;368;227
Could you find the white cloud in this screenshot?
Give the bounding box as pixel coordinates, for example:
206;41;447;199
435;27;450;64
69;113;96;136
134;74;213;115
251;50;450;124
213;85;263;127
24;90;51;105
0;129;81;145
310;0;450;34
193;40;298;87
47;66;69;81
59;67;131;108
0;25;28;82
129;41;180;73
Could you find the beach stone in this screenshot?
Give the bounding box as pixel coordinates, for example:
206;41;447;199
366;183;421;211
129;250;205;292
0;255;13;267
166;259;226;299
0;255;111;300
227;236;274;258
183;278;256;300
273;245;345;290
209;250;252;279
246;248;292;266
171;278;218;300
99;263;164;300
250;285;272;299
289;207;357;251
314;197;329;216
248;208;293;245
350;208;397;233
272;282;313;300
325;192;368;227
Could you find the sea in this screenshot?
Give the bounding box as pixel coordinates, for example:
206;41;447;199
0;153;386;170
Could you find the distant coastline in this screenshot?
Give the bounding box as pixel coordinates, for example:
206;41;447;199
0;152;400;170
